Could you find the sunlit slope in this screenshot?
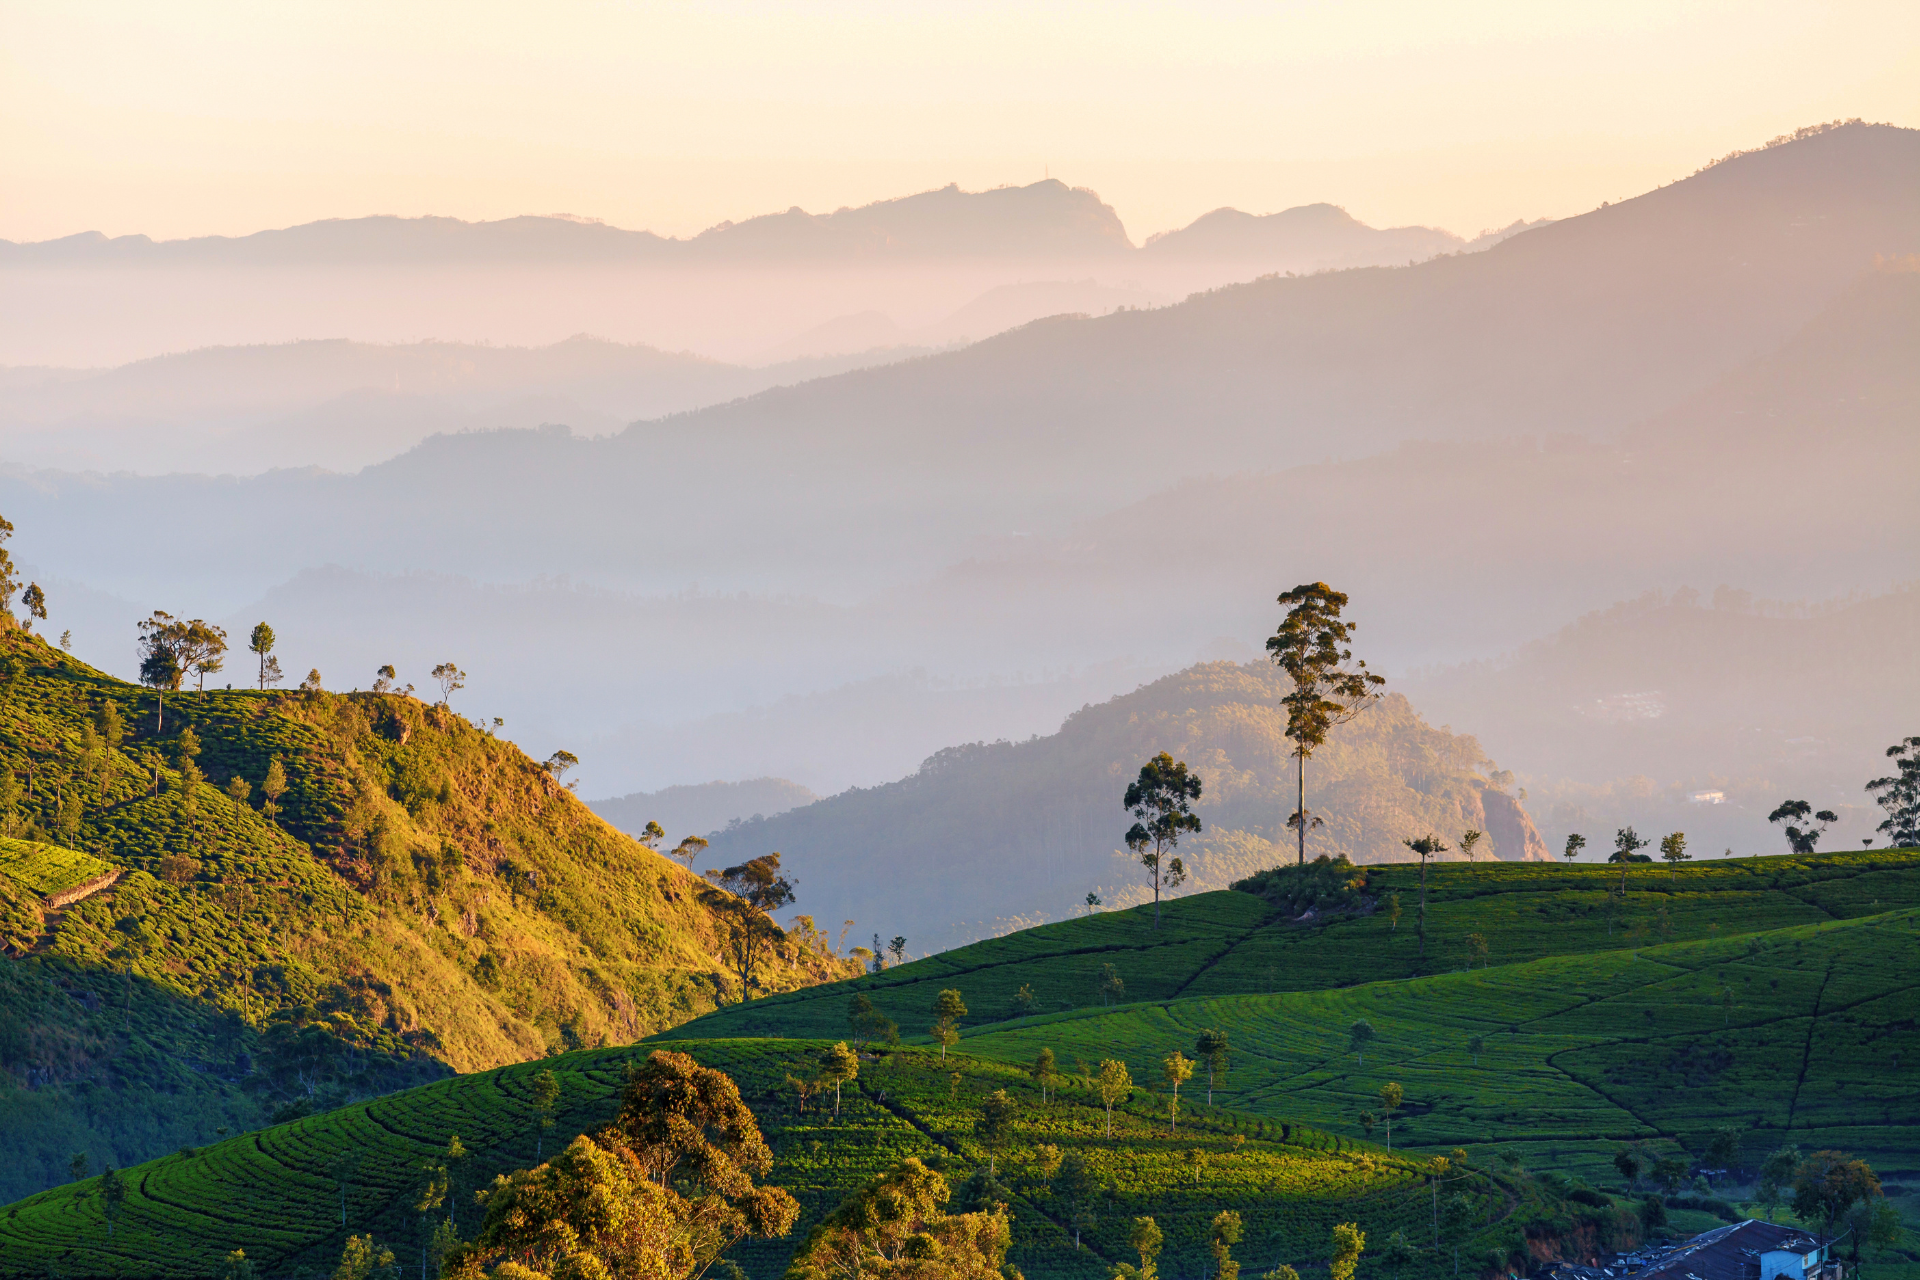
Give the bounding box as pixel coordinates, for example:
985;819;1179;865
0;1038;1535;1280
0;627;853;1201
663;850;1920;1043
961;908;1920;1187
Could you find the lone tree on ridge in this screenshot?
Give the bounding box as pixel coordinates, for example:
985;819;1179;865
1124;752;1201;929
1403;834;1448;958
1266;583;1385;865
1769;800;1836;854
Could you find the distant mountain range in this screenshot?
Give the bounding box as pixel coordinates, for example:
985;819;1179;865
3;181;1512;267
4;123;1913;817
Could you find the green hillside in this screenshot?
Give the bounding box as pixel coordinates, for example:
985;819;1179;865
0;1036;1554;1280
0;627;855;1201
6;909;1911;1280
959;909;1920;1188
664;848;1920;1043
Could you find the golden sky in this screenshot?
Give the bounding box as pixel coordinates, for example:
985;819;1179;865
3;0;1915;244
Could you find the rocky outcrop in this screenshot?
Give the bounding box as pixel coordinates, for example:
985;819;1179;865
1479;787;1555;861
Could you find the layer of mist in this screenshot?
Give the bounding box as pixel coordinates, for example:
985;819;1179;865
3;124;1914;889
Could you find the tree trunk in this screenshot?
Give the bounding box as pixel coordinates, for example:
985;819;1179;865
1296;753;1306;866
1417;858;1428;958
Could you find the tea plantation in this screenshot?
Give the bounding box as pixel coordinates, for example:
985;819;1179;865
5;908;1912;1279
668;849;1920;1044
0;628;854;1201
0;1034;1548;1280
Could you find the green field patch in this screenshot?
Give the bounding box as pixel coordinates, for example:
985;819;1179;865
0;837;112;897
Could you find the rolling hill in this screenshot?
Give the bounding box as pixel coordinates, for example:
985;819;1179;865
5;862;1912;1279
0;625;855;1203
668;850;1920;1044
704;661;1554;950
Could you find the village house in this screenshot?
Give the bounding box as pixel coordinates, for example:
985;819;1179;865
1532;1221;1842;1280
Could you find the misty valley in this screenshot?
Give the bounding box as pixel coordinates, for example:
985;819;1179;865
0;117;1915;1280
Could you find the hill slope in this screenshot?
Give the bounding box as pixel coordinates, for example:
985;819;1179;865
7;906;1910;1279
0;1031;1566;1280
707;661;1553;950
0;627;854;1201
665;850;1920;1044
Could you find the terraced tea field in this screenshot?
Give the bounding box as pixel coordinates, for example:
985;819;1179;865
0;1035;1538;1280
671;850;1920;1045
960;908;1920;1190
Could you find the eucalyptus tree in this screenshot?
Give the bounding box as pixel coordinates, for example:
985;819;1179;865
1124;751;1201;929
1403;834;1448;958
1266;583;1385;865
1868;737;1920;846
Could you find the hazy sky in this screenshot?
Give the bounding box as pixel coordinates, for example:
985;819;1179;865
4;1;1915;244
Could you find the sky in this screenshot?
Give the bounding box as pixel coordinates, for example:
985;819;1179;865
3;0;1917;244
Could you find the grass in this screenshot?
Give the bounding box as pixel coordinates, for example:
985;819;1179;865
667;850;1920;1048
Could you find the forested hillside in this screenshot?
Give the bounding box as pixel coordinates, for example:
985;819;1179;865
0;625;855;1201
709;662;1549;950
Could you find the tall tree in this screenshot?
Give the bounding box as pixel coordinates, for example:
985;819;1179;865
930;988;967;1062
1792;1151;1882;1240
1459;829;1483;863
1195;1029;1230;1105
1097;1059;1133;1136
261;757;289;823
976;1088;1016;1174
1659;831;1690;869
1266;583;1385;865
887;936;908;966
248;622;282;689
1329;1223;1366;1280
1768;801;1836;854
1211;1211;1246;1280
0;513;17;618
1867;737;1920;847
1403;835;1448;958
430;663;466;707
449;1051;798;1280
672;834;709;874
189;620;228;691
705;853;797;999
1057;1150;1101;1250
1378;1082;1403;1152
786;1158;1010;1280
1349;1019;1376;1065
20;583;46;634
1124;752;1202;929
818;1042;859;1119
1757;1144;1800;1222
100;1167;127;1238
136;611;189;730
1113;1216;1163;1280
531;1069;561;1158
1161;1050;1193;1133
1563;833;1587;861
1031;1047;1057;1103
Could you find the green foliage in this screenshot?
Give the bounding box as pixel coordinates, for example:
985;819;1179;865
0;628;855;1202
